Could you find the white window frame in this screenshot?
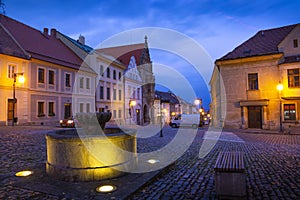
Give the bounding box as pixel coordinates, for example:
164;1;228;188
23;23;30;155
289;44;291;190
37;67;46;84
8;63;17;79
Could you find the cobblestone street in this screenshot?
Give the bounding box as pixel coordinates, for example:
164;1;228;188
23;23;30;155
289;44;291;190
0;126;299;199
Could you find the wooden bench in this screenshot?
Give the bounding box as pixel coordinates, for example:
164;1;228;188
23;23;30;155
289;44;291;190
214;152;246;199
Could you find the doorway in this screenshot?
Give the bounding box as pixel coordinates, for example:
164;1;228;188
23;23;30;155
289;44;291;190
7;99;14;124
136;109;140;125
64;103;72;118
248;106;262;128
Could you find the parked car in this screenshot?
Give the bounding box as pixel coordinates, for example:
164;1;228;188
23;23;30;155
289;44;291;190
169;114;200;129
59;117;77;128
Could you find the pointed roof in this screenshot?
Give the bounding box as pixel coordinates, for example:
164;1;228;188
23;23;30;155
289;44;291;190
0;14;82;69
0;22;30;59
217;24;297;61
96;36;151;67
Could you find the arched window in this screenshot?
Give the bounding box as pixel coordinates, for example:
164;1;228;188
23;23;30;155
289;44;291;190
107;67;110;78
113;70;116;80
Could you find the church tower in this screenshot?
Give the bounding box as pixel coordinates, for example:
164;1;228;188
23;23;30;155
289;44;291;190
138;36;155;124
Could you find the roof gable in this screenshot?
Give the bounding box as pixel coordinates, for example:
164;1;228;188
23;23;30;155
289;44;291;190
218;24;297;61
0;14;82;69
96;43;146;66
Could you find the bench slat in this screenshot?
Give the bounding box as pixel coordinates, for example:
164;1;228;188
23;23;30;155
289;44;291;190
214;151;245;172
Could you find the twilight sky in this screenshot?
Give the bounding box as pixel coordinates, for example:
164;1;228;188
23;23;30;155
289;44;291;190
2;0;300;109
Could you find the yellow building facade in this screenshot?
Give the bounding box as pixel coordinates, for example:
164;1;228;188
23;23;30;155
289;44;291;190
210;24;300;131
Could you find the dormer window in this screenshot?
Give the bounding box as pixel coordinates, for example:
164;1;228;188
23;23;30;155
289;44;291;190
293;39;298;48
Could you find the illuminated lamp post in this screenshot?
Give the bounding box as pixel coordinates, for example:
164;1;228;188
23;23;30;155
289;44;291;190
12;73;25;126
195;98;202;127
160;99;163;137
129;99;136;125
277;83;283;132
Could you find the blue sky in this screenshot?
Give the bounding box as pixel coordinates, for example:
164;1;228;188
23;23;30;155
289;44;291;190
2;0;300;109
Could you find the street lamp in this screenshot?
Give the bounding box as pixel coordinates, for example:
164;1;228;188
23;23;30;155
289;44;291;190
195;98;202;127
277;83;283;132
129;99;136;125
12;73;25;126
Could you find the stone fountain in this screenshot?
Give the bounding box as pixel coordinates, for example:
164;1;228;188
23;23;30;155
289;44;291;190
46;112;137;182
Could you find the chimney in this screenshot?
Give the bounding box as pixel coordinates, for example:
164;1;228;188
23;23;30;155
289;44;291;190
43;28;49;36
78;35;85;45
50;28;57;37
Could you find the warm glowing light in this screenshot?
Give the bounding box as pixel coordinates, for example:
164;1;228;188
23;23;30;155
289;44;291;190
163;108;167;113
15;170;33;177
130;100;136;106
17;75;25;84
277;83;283;91
207;114;211;118
147;159;160;164
171;112;176;116
194;99;200;105
199;108;203;113
96;185;117;193
202;112;205;115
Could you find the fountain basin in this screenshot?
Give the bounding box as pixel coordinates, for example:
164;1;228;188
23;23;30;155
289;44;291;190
46;128;137;182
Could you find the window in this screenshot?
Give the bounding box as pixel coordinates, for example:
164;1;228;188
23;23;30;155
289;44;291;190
100;86;104;99
137;88;140;100
113;110;117;118
86;104;90;113
113;70;116;79
107;87;111;100
48;102;55;116
118;110;122;118
8;64;16;78
38;68;45;83
288;69;300;87
100;65;104;76
48;70;54;85
80;103;84;113
79;77;84;89
86;78;90;89
38;102;45;117
107;67;110;78
119;72;122;80
99;108;104;112
133;89;136;99
293;39;298;48
65;73;71;87
119;89;122;101
248;73;258;90
113;89;117;100
284;104;296;120
128;86;131;96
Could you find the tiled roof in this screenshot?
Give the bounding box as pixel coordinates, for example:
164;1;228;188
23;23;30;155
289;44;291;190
218;24;297;61
96;43;146;66
0;23;30;59
155;91;179;104
0;14;82;69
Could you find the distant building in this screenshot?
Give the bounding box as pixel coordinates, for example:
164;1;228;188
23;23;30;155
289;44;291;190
123;56;143;125
97;37;155;125
57;32;127;124
210;24;300;131
154;91;181;124
0;14;96;126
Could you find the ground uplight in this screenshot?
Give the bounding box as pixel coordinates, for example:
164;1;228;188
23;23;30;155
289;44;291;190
147;159;160;164
15;170;34;177
96;185;117;193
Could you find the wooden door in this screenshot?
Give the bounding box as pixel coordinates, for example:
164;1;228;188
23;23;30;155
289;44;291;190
248;106;262;128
